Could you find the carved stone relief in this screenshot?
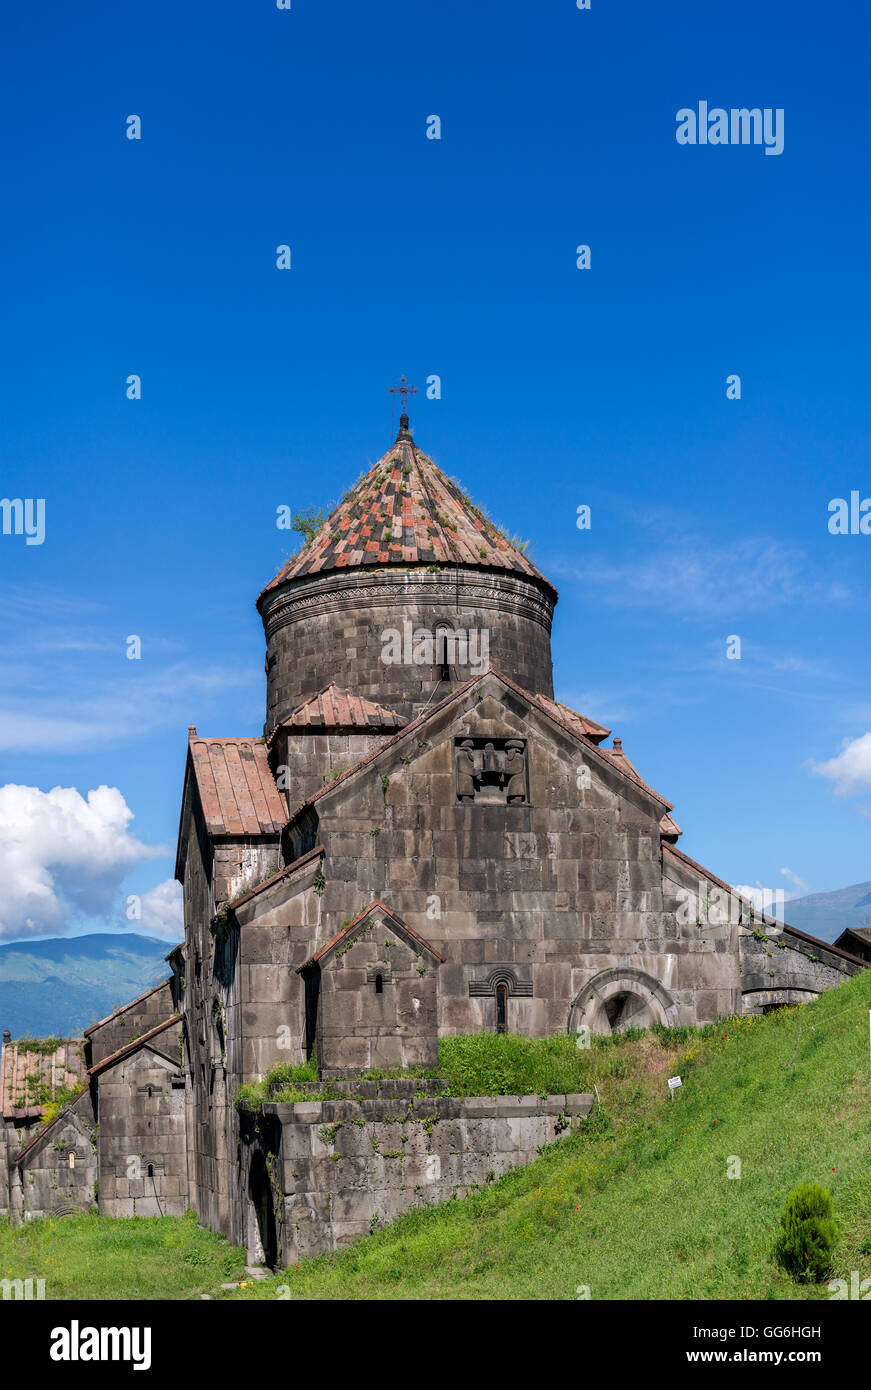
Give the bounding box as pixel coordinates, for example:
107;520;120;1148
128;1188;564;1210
455;737;528;804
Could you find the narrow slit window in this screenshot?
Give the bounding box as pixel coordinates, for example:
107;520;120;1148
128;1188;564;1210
495;983;507;1034
375;973;384;994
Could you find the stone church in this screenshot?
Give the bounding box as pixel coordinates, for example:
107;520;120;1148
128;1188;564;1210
2;408;864;1259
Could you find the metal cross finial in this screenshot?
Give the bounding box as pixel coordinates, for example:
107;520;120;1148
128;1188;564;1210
389;375;417;414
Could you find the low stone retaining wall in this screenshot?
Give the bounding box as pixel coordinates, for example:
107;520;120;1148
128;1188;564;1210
242;1091;593;1266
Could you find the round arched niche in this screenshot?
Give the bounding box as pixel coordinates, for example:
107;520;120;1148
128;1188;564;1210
568;968;678;1036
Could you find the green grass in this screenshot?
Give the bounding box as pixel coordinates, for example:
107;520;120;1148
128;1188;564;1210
229;971;871;1300
237;1025;697;1108
3;973;870;1300
0;1209;246;1300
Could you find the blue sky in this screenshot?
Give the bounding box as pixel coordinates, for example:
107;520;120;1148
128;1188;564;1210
0;0;869;944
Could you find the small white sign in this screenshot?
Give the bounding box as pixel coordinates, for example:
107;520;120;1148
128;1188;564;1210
667;1075;682;1091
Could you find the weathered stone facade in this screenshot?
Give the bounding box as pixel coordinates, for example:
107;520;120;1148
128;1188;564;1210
5;1090;97;1223
242;1086;593;1266
3;414;866;1257
94;1027;187;1218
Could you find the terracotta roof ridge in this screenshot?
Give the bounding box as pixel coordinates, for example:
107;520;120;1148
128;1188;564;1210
497;673;673;810
188;732;265;745
297;898;445;971
662;841;744;898
282;668;673;823
225;843;326;912
779;923;869;968
11;1087;92;1163
88;1014;183;1076
83;977;173;1036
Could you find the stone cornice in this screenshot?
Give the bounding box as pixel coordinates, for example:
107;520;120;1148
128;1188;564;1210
261;566;556;637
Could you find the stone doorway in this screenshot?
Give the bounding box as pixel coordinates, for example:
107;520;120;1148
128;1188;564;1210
247;1152;278;1268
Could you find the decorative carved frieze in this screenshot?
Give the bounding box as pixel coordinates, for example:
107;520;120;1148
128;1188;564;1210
262;568;555;636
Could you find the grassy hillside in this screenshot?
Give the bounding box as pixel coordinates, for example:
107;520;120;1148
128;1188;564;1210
235;969;871;1301
0;934;171;1037
2;971;869;1300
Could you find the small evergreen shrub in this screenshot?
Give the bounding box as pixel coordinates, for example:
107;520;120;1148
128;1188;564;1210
774;1182;839;1282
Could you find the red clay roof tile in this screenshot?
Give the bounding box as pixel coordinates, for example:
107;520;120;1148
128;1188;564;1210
266;684;406;742
258;429;555;602
0;1037;88;1122
188;734;286;837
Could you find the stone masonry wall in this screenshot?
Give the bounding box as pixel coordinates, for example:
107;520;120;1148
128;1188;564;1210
740;927;861;1013
97;1038;187;1218
272;730;389;811
261;567;555;734
241;1088;592;1266
85;979;175;1066
7;1092;97;1223
294;679;740;1039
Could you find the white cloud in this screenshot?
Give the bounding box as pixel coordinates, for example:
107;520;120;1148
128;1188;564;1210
732;882;788;917
134;878;184;942
780;866;811;893
0;784;165;940
809;732;871;798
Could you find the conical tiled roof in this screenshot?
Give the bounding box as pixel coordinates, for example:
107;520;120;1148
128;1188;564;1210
259;418;555;600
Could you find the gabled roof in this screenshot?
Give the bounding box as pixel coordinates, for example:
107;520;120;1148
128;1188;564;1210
188;730;286;836
228;671;678;915
82;977;173;1037
297;899;445;972
532;693;610;743
176;726;287;879
87;1015;183;1078
834;926;871;951
258;421;556;600
266;684;406;743
0;1036;87;1122
286;668;674;821
11;1087;93;1164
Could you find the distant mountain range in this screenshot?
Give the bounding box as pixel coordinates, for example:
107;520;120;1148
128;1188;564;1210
0;934;174;1040
783;881;871;944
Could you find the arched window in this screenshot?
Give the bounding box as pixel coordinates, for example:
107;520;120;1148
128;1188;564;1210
68;1151;75;1170
495;982;508;1034
375;973;384;995
147;1164;154;1179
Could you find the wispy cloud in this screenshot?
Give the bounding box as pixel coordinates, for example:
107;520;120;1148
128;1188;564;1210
0;663;258;752
780;866;811;893
551;533;853;619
